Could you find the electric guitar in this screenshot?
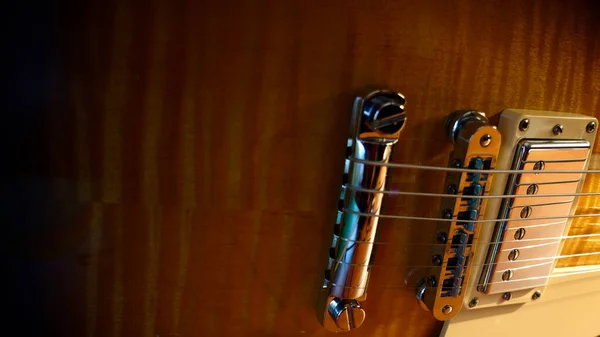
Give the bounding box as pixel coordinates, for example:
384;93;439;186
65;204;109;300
6;0;600;336
319;90;600;336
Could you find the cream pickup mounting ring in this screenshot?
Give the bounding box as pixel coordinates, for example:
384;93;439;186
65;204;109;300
464;109;598;310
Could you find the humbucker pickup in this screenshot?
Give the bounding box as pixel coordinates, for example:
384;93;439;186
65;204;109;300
416;110;501;320
478;139;590;294
463;109;598;310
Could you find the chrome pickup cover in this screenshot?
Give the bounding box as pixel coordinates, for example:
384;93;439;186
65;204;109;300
463;109;598;310
478;140;590;294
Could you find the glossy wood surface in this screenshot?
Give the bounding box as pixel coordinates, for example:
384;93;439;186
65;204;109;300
5;0;600;336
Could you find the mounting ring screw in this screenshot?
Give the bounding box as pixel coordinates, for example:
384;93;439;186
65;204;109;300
468;297;479;308
532;291;542;300
587;121;596;133
502;292;512;301
447;184;457;194
442;305;453;315
552;124;563;135
519;119;530;131
480;134;492;147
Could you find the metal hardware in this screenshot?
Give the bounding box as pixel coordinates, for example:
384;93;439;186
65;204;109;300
325;298;366;332
519;206;532;218
514;228;526;240
552;124;564;135
507;249;519;261
533;161;545;171
502;292;512;301
519;119;530;131
415;279;429;311
319;90;406;332
477;139;591;294
587;121;596;133
532;291;542;300
480;134;492;147
468;297;479;308
417;110;501;321
464;109;598;310
446;110;489;144
526;184;538;195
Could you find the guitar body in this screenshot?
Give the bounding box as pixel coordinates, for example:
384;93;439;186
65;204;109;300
5;0;600;336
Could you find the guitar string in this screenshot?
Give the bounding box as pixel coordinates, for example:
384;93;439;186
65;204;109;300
331;234;600;268
345;185;599;199
325;266;600;290
342;158;600;218
332;214;600;268
348;156;600;174
333;232;600;246
340;202;599;233
333;205;600;269
341;208;600;222
336;190;600;243
327;250;600;268
328;158;600;287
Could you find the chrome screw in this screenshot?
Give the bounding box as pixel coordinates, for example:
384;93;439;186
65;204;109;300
480;134;492;147
587;121;596;133
502;292;512;301
552;124;564;135
336;303;365;331
514;228;526;240
508;249;520;261
520;206;532;219
329;298;366;331
442;305;453;315
519;119;530;131
532;291;542;300
468;297;479;308
526;184;539;195
365;93;406;134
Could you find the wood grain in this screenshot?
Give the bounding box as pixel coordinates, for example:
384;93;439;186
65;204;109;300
4;0;600;336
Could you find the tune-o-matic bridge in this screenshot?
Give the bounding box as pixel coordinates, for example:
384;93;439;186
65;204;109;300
319;90;406;332
417;111;501;320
